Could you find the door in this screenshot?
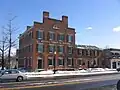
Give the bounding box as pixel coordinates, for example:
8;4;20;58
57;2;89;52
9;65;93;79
112;62;116;69
38;58;43;69
1;70;12;80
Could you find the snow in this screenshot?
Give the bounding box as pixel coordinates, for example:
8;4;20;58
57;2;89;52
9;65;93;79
24;68;118;78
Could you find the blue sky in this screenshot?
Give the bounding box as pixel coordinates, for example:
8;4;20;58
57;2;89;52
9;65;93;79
0;0;120;49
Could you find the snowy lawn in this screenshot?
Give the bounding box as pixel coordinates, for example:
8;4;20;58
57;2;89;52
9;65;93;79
25;68;118;78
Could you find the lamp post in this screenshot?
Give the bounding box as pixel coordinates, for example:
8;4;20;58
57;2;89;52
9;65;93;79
53;51;56;74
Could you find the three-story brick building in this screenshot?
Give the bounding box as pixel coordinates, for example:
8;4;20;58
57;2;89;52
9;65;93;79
18;11;76;70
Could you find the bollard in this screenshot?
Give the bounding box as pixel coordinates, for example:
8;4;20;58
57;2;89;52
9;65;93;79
117;80;120;90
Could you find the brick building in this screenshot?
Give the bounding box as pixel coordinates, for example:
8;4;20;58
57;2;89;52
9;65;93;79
103;48;120;69
75;45;103;69
18;11;76;70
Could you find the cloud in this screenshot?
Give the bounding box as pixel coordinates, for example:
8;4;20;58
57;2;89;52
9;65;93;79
86;27;92;30
113;26;120;32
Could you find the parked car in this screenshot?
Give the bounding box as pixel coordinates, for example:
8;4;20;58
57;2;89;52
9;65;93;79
0;69;28;82
116;68;120;72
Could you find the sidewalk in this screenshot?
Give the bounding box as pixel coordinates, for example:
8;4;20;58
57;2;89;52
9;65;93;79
25;69;119;80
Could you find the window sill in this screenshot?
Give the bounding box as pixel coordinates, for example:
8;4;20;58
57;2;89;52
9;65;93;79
38;51;43;53
59;65;63;66
49;65;53;67
59;52;63;54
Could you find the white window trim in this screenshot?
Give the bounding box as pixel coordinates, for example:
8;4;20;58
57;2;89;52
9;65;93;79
48;57;54;66
68;46;72;54
49;31;55;40
49;44;54;53
37;30;43;40
37;57;43;69
58;57;63;66
58;33;64;41
68;34;73;42
38;43;43;53
58;46;64;54
67;58;72;66
78;59;82;66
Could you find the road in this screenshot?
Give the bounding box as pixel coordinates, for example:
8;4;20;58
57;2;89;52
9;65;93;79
0;74;120;90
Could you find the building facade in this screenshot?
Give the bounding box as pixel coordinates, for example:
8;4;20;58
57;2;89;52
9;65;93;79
18;11;76;70
75;45;103;69
103;48;120;69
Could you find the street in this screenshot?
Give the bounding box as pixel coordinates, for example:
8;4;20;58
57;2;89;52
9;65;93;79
0;73;120;90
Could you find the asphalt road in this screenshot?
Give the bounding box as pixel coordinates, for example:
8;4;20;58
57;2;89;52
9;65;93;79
0;74;120;90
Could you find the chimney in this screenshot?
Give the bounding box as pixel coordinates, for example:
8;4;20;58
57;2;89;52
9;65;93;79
62;16;68;26
43;11;49;18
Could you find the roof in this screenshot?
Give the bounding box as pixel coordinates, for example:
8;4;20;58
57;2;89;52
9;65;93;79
76;45;102;50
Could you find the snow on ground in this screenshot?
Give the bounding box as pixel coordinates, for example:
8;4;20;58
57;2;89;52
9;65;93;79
25;68;118;78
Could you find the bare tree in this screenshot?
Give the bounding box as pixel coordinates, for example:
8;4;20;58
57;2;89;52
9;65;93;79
2;16;18;69
0;31;9;70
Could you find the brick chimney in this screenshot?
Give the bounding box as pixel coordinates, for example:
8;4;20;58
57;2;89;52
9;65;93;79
62;16;68;27
43;11;49;18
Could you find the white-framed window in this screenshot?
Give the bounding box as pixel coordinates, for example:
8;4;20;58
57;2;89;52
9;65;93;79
67;58;72;66
77;59;82;66
68;35;73;42
49;32;55;40
37;30;43;39
49;44;55;53
88;50;90;56
37;43;44;53
48;57;53;66
77;49;82;56
68;46;72;54
58;34;64;41
58;57;63;66
58;46;64;53
95;50;98;56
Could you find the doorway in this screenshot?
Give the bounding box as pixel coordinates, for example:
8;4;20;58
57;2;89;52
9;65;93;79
38;58;43;69
112;62;116;69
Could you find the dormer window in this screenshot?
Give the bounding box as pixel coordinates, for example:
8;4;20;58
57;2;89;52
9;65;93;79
53;25;60;29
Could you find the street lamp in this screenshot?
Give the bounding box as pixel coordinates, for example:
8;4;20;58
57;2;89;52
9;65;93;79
53;51;56;74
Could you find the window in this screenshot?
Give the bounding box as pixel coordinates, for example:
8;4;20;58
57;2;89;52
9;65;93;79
58;34;64;41
67;58;72;66
37;44;44;53
49;32;55;40
58;46;64;53
88;50;90;56
49;45;54;53
48;58;53;66
118;61;120;65
37;30;43;39
95;50;98;56
68;35;73;42
11;70;19;74
58;58;63;66
77;49;82;55
68;46;72;54
78;59;82;65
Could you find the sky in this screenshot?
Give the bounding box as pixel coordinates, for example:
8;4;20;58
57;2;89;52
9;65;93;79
0;0;120;50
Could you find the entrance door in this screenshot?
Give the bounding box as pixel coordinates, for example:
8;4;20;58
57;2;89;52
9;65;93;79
112;62;116;69
38;59;42;69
